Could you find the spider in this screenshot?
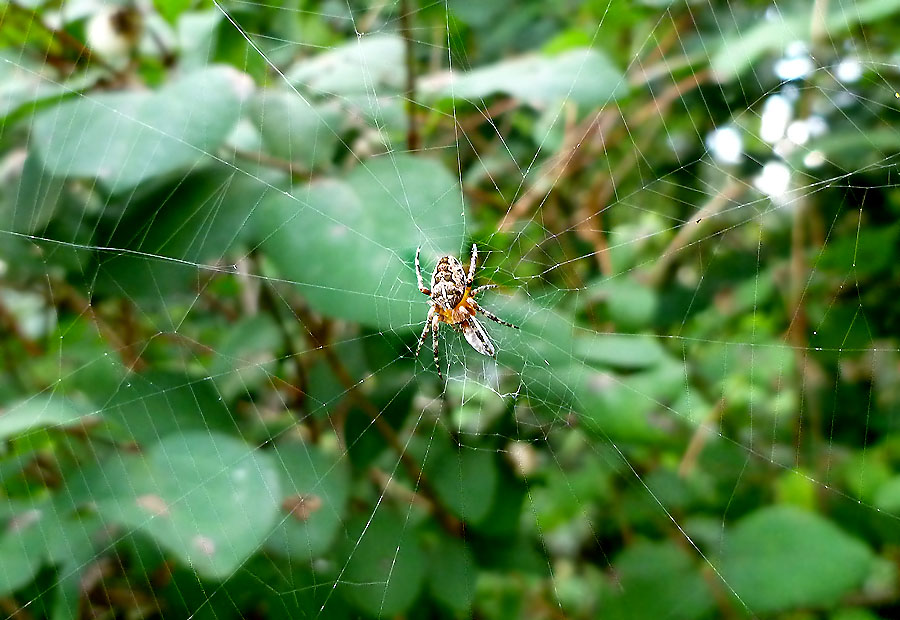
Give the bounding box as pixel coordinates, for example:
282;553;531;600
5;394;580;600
414;243;518;378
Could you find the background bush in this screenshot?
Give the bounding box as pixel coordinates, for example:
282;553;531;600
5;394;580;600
1;0;900;618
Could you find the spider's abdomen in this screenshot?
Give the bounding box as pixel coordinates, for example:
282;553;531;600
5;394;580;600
431;255;467;310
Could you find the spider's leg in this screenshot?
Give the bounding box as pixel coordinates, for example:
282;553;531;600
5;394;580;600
416;246;430;295
472;301;519;329
462;317;496;357
431;315;443;379
415;307;434;357
470;284;497;296
466;243;477;286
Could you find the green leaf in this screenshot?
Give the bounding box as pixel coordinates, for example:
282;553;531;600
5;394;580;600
339;509;426;617
775;469;818;511
596;278;659;330
718;506;874;613
287;34;405;96
265;441;350;562
831;609;882;620
574;333;666;369
791;129;900;171
711;0;900;81
177;11;222;70
0;395;95;440
427;534;476;614
534;456;610;530
842;450;892;503
0;52;100;122
103;371;235;445
255;154;466;331
94;168;270;307
816;222;900;275
462;295;679;433
0;526;42;595
420;48;627;109
0;153;65;234
426;439;498;525
601;540;714;620
541;29;594;55
669;387;713;427
31;66;246;194
157;0;193;23
210;314;283;400
28;318;128;403
68;431;281;579
874;475;900;514
0;502;104;597
576;359;685;442
250;90;341;172
50;561;81;620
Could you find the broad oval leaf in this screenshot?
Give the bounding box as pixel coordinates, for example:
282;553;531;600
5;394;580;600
419;48;627;109
31;66;246;194
0;530;42;596
0;153;66;234
287;34;405;96
0;500;106;598
93;167;272;307
428;441;498;525
209;314;283;400
427;533;477;614
265;442;350;562
718;505;874;613
874;475;900;514
68;431;281;579
0;52;101;121
0;394;95;441
601;540;714;620
338;509;426;617
250;90;341;172
254;154;466;331
103;371;235;445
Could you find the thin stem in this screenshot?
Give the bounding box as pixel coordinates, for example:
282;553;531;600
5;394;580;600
678;398;726;477
4;2;117;74
292;301;461;534
399;0;420;151
229;147;313;181
647;180;745;287
259;281;311;422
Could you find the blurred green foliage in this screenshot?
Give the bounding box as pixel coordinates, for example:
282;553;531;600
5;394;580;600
1;0;900;618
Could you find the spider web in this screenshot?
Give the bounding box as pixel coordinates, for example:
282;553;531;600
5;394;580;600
1;0;899;618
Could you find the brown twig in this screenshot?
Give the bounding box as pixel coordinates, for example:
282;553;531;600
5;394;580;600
501;64;710;235
678;398;726;477
788;0;829;467
259;282;310;419
646;180;745;287
0;597;33;620
641;12;696;68
0;300;41;357
500;105;616;231
700;564;742;620
786;196;827;467
399;0;420;151
291;301;462;534
3;2;117;74
55;281;146;372
455;98;521;136
630;68;711;126
229;147;313;181
575;69;712;272
627;11;698;86
496;14;705;234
